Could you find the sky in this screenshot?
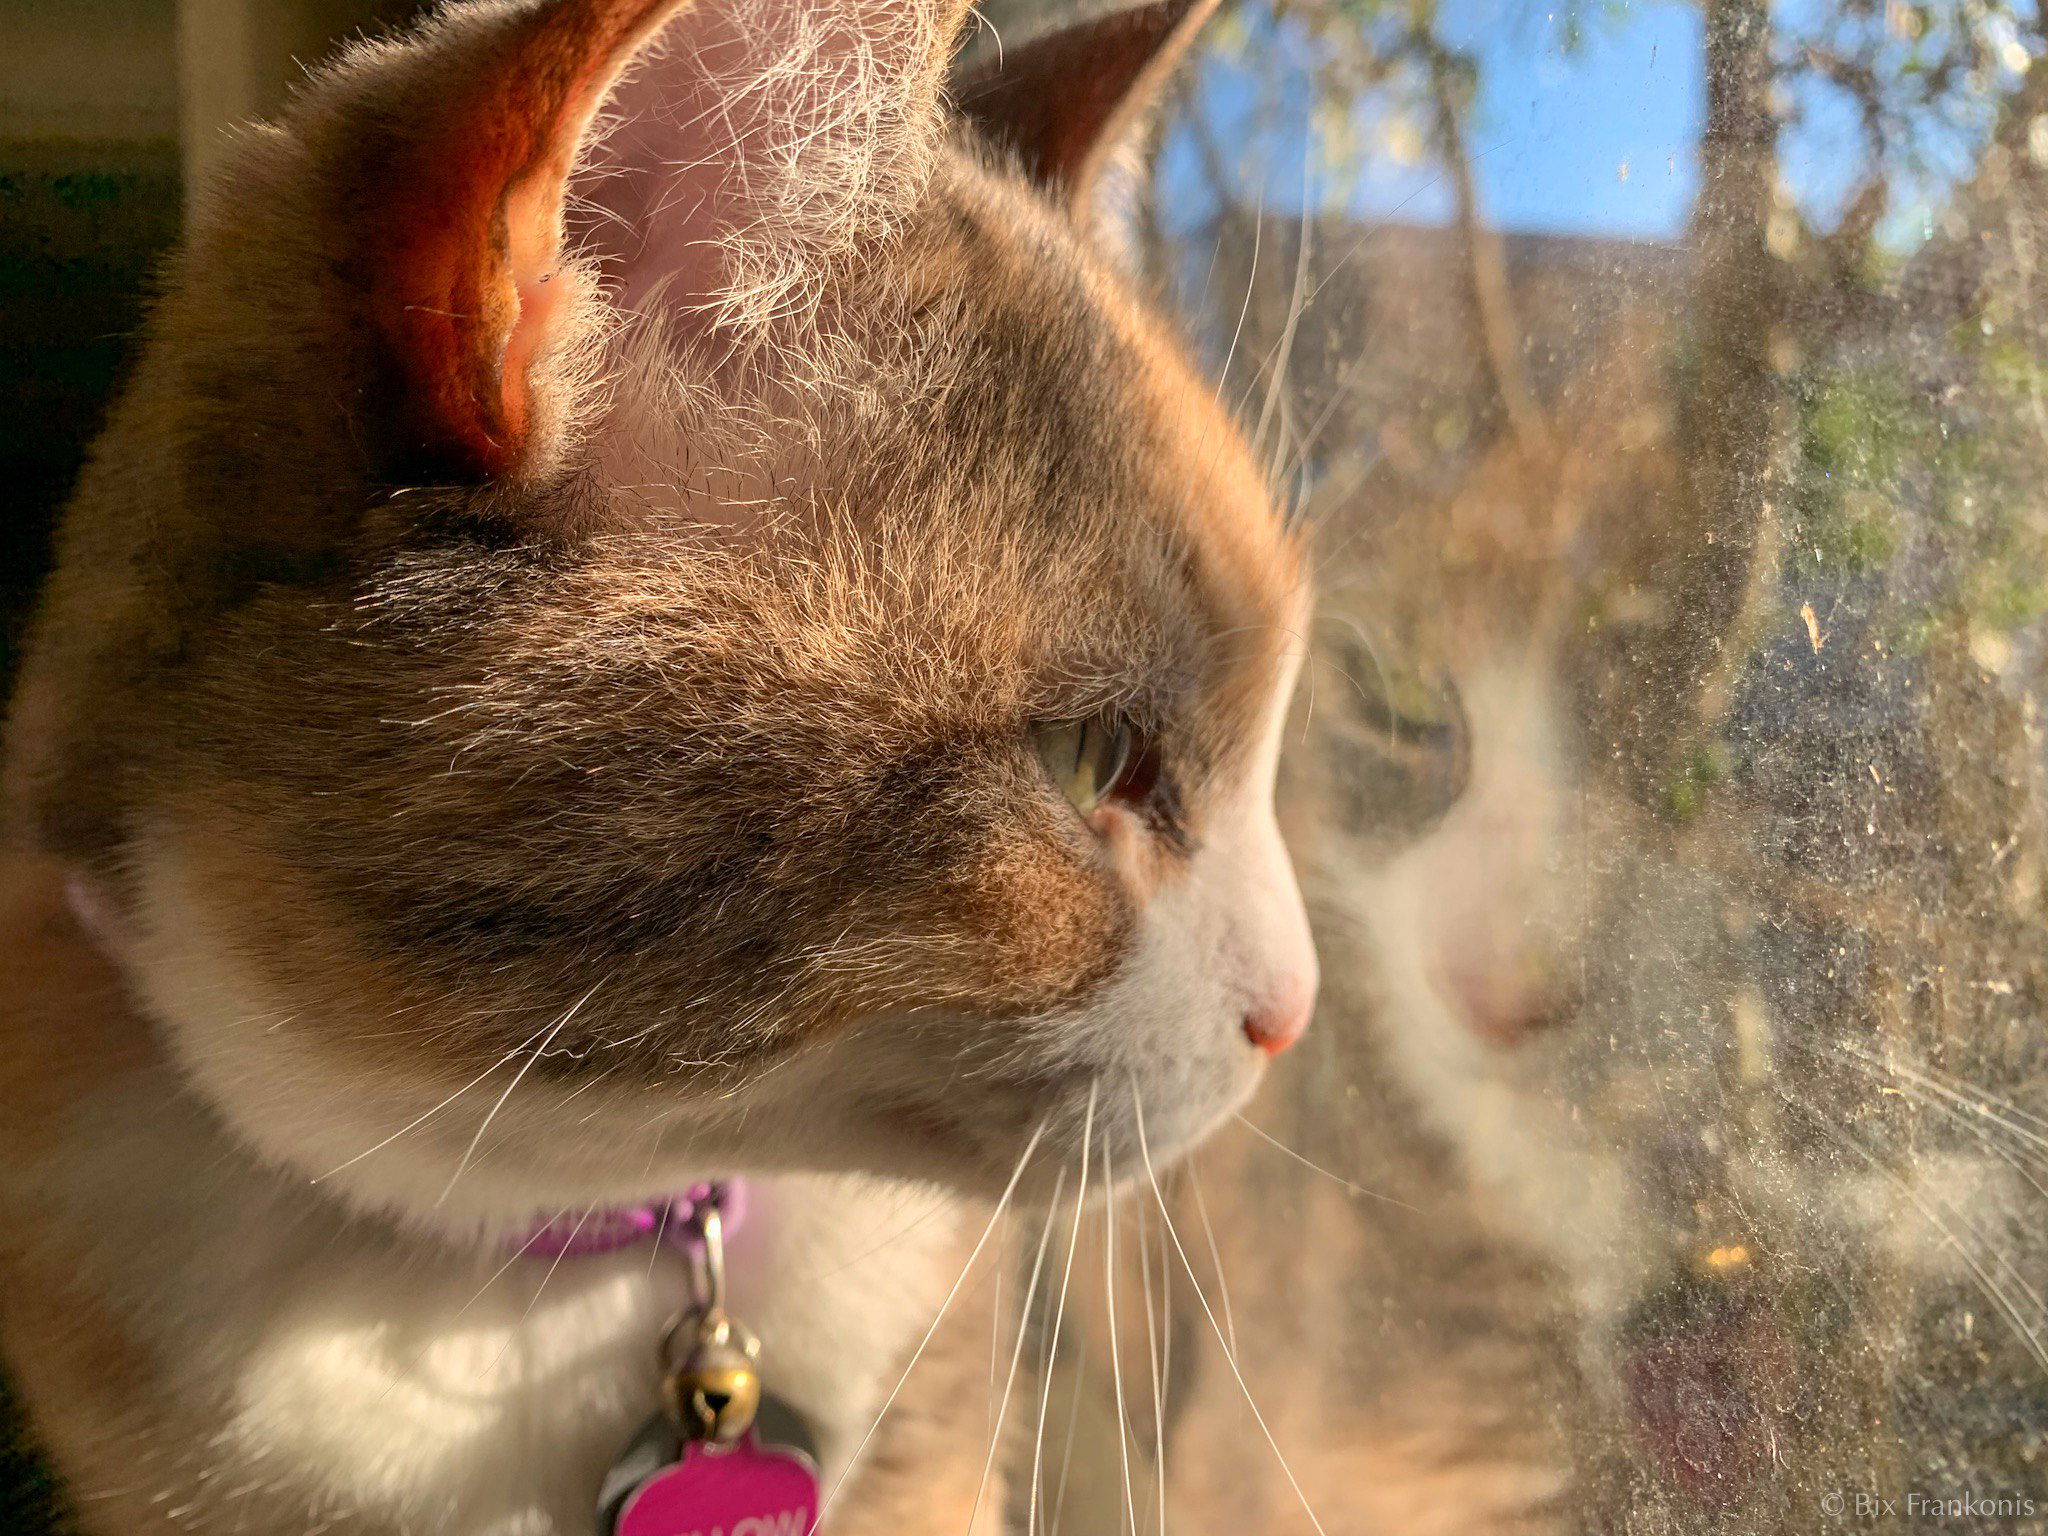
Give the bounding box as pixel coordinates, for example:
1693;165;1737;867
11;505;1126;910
1158;0;1705;243
1157;0;2020;246
1340;0;1706;238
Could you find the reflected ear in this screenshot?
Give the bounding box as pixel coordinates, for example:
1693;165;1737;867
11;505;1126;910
954;0;1220;218
342;0;696;483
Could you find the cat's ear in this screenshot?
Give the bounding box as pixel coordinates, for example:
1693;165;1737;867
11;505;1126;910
331;0;695;483
327;0;971;484
954;0;1219;220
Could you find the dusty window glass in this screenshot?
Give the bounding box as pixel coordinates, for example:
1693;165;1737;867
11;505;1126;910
994;0;2048;1528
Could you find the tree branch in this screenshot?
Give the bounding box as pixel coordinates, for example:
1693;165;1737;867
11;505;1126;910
1422;38;1556;460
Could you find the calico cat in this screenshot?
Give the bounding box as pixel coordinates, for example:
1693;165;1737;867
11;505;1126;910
0;1;1318;1531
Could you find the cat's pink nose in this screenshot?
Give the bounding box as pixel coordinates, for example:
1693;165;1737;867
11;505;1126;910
1242;979;1315;1058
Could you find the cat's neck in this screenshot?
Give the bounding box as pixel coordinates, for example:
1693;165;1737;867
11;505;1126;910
0;857;972;1532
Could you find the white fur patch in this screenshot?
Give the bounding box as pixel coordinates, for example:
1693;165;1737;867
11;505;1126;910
44;1060;963;1532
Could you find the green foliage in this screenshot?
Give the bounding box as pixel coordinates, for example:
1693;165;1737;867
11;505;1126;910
1789;369;1913;575
1667;741;1732;823
1787;307;2048;660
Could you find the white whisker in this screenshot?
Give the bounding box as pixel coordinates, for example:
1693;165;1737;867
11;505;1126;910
1829;1047;2048;1209
966;1169;1066;1536
1047;1306;1090;1536
1135;1193;1167;1536
436;978;607;1206
1030;1087;1094;1536
1232;1112;1417;1210
313;1017;562;1183
1025;1261;1064;1536
1781;1092;2048;1372
1213;196;1264;412
819;1118;1048;1523
481;1205;594;1380
449;1209;568;1324
1136;1091;1330;1536
988;1213;1009;1454
1104;1144;1140;1536
1829;1041;2048;1165
1185;1153;1239;1358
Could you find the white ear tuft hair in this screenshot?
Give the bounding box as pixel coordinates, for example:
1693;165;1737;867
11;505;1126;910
578;0;968;339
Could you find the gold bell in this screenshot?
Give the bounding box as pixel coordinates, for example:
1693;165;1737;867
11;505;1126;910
662;1311;763;1445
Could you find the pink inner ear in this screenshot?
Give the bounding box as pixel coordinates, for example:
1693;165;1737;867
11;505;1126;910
368;0;962;483
568;1;917;324
368;0;691;481
495;155;578;446
501;273;567;440
567;18;764;320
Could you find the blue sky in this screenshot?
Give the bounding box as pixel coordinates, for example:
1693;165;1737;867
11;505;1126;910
1344;0;1705;238
1159;0;2021;245
1161;0;1705;241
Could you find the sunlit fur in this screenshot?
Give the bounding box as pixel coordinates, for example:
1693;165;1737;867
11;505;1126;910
0;0;1314;1531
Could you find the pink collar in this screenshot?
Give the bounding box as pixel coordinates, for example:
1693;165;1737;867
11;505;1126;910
510;1180;745;1258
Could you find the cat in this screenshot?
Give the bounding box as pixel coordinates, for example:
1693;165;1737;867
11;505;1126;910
1122;232;2048;1529
1020;331;1640;1536
0;0;1320;1531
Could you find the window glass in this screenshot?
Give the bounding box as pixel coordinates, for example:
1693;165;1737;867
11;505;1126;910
1007;0;2048;1525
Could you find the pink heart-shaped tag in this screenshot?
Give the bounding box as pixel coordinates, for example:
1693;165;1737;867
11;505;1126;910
614;1434;821;1536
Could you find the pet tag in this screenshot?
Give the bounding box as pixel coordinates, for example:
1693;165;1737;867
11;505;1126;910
611;1431;820;1536
598;1203;821;1536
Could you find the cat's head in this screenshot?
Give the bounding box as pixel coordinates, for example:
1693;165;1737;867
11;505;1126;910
2;0;1315;1228
1300;329;1784;1306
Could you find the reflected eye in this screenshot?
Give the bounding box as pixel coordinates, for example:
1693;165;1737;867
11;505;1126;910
1354;660;1464;751
1327;633;1470;836
1033;717;1137;818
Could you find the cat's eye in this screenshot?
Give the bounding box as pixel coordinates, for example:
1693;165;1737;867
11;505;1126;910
1355;660;1464;748
1330;638;1470;837
1033;718;1138;818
